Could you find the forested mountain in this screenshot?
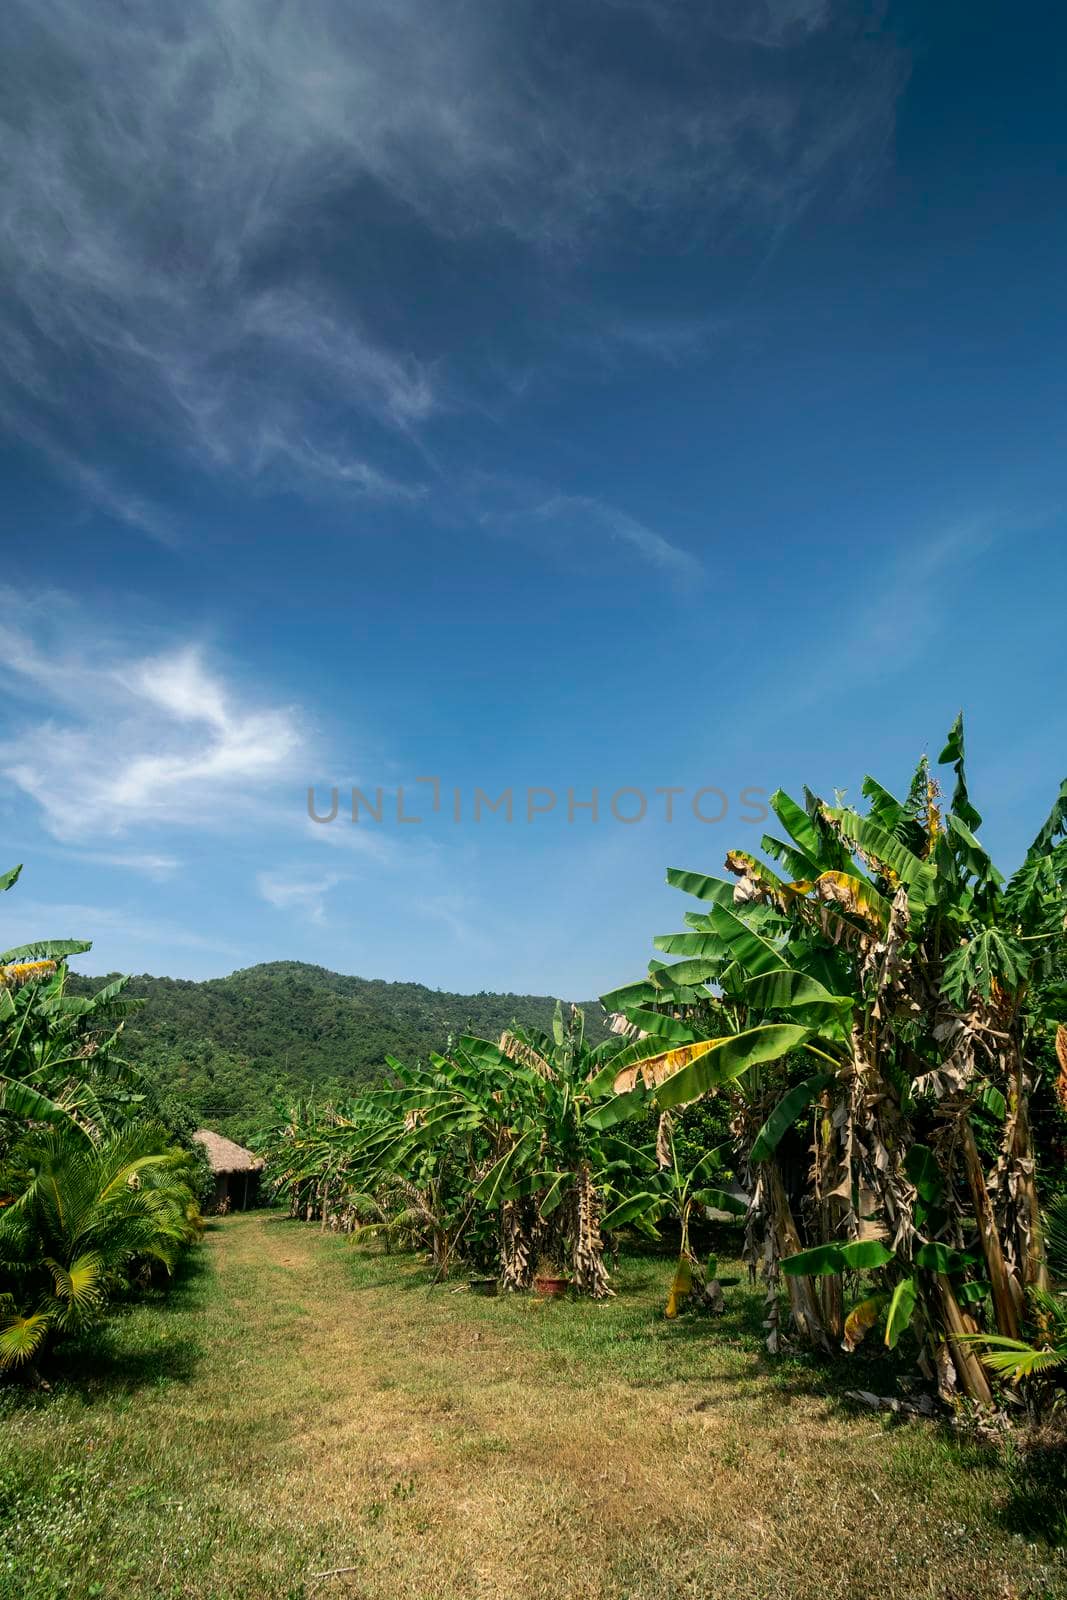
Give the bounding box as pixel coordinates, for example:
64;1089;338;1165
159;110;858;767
72;961;607;1145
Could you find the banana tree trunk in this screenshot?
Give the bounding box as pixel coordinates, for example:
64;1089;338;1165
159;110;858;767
959;1117;1021;1339
1003;1046;1048;1291
571;1161;612;1299
815;1088;847;1342
766;1163;832;1352
934;1272;994;1406
500;1198;534;1290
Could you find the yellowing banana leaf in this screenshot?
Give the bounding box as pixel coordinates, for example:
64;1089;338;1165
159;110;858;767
609;1023;810;1107
822;808;937;910
665;1254;693;1318
843;1293;888;1352
812;871;890;932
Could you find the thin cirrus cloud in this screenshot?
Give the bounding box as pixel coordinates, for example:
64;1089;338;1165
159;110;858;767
71;851;182;882
0;0;906;556
0;604;306;848
256;869;349;925
492;493;704;584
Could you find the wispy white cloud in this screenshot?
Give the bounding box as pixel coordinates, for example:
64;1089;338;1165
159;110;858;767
415;892;493;952
585;311;734;367
0;899;240;964
257;868;348;925
4;418;177;546
0;0;906;526
66;850;181;882
494;492;703;583
257;434;427;505
0;600;307;843
773;518;1005;716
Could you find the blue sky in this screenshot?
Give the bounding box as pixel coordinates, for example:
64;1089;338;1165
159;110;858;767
1;0;1065;997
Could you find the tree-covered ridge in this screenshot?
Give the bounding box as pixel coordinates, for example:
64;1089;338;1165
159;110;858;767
70;961;607;1143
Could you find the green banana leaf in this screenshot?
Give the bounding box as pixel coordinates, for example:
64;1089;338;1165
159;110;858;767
750;1073;834;1164
884;1276;918;1349
782;1239;894;1277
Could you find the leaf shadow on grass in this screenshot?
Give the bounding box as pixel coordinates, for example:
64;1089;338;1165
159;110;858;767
742;1328;1067;1550
996;1430;1067;1546
310;1228;1067;1551
2;1248;210;1409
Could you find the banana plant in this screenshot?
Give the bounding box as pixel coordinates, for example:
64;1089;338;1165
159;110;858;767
0;865;150;1148
601;1110;746;1316
263;1005;653;1296
959;1194;1067;1407
598;720;1067;1404
458;1006;655;1296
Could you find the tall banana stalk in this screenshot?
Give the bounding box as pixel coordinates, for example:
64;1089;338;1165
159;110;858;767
594;720;1066;1406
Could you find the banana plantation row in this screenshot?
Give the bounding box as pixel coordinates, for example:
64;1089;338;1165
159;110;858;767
267;719;1067;1408
1;717;1065;1410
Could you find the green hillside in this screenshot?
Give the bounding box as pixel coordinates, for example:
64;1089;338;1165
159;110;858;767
73;961;607;1144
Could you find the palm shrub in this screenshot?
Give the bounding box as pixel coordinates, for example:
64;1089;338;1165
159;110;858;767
0;1121;202;1369
597;719;1066;1403
0;866;204;1371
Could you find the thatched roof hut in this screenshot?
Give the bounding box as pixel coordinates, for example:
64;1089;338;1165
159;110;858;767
193;1130;263;1174
193;1130;263;1212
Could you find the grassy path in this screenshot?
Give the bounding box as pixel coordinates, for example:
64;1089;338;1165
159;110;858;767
2;1212;1063;1600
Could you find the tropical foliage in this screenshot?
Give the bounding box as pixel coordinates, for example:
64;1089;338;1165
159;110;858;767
594;717;1067;1405
265;1006;660;1297
264;721;1067;1416
0;867;202;1372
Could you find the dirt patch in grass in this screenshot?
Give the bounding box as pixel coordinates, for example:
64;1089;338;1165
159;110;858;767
1;1212;1062;1600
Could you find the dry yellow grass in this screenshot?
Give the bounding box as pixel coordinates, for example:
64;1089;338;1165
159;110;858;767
1;1212;1063;1600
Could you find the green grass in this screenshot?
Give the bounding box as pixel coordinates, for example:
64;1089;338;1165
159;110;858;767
1;1213;1064;1600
